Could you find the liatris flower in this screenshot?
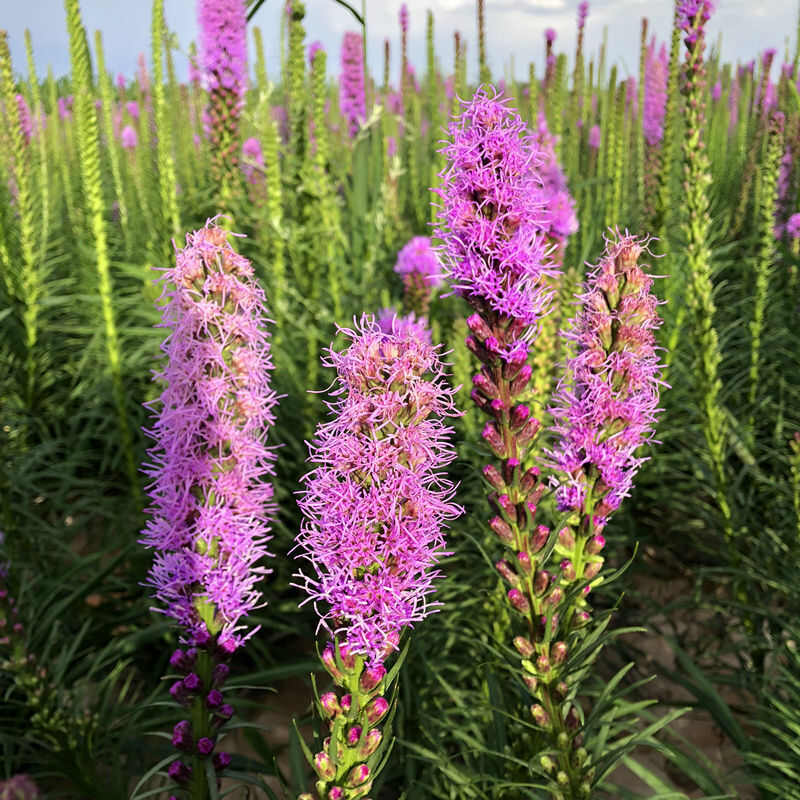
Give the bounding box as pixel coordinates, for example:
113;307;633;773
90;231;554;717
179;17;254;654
589;123;601;150
307;40;323;65
393;236;443;315
774;143;793;238
644;38;668;146
577;1;589;32
15;94;32;143
545;28;557;44
120;124;138;150
436;87;557;333
377;307;432;345
399;3;409;37
786;212;800;240
126;99;140;120
116;72;126;91
711;79;722;101
241;136;264;185
339;32;366;138
198;0;248;191
531;111;578;246
140;222;277;794
0;774;39;800
141;221;277;648
547;232;665;522
294;315;461;665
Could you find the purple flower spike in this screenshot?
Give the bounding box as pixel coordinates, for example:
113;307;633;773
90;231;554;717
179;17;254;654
139;222;278;650
547;231;666;519
394;237;442;289
435;87;558;335
339;32;366;138
589;124;601;150
545;28;557;44
120;124;138;151
644;37;668;146
294;315;463;665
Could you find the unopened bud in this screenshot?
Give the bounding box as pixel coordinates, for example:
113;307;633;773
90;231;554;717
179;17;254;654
510;363;532;396
489;516;514;545
513;636;535;658
346;764;370;787
473;372;499;399
359;728;382;758
483;464;505;492
546;586;563;606
557;527;575;551
340;694;352;712
314;751;336;780
540;755;555;772
586;534;606;555
533;570;550;596
520;466;540;492
560;560;577;581
347;725;362;745
517;551;532;574
366;696;389;725
360;664;386;692
531;704;550;728
516;417;541;448
523;674;538;692
503;344;529;379
507;589;530;614
481;422;507;459
466;313;492;340
551;641;568;665
531;525;549;553
319;692;341;718
510;404;531;430
583;560;603;580
557;770;569;786
496;493;517;523
536;654;550;673
496;560;520;587
321;645;344;682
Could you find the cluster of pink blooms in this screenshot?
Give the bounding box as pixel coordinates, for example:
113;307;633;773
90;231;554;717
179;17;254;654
531;112;579;244
0;774;39;800
377;308;431;344
294;316;462;665
644;37;668;146
547;232;664;520
339;32;366;138
435;88;557;333
140;222;278;650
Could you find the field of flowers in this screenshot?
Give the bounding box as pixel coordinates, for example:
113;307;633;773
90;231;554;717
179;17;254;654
1;0;799;798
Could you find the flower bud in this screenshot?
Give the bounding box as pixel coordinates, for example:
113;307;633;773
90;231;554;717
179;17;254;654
536;654;550;673
314;751;336;780
172;720;193;752
516;417;541;448
557;770;569;786
206;689;224;709
212;663;230;686
212;751;231;770
167;760;192;784
583;560;603;580
507;588;530;614
496;559;520;587
347;725;362;745
560;560;577;581
520;466;540;492
513;636;535;658
531;525;549;553
517;551;532;574
182;673;201;692
510;364;532;396
566;706;580;730
482;422;507;459
328;788;344;800
503;457;520;485
502;344;529;379
510;404;531;431
366;696;389;725
533;570;550;596
489;397;506;417
557;527;575;551
347;764;370;787
319;692;341;718
546;586;563;606
523;674;538;692
489;516;514;545
322;644;344;682
340;694;352;712
530;704;550;728
483;464;505;492
338;641;356;670
540;755;555;772
551;641;568;665
197;737;215;756
360;664;386;692
359;727;382;758
466;313;492;340
586;534;606;555
473;372;499;399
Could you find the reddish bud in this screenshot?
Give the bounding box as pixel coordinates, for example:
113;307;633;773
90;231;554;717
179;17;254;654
366;696;389;724
531;524;549;552
533;570;550;596
481;422;507;459
586;534;606;555
517;551;532;574
513;636;535;658
483;464;505;492
551;641;568;665
508;589;530;614
346;764;370;787
360;664;386;692
560;560;577;581
319;692;341;718
314;751;336;780
489;516;514;544
531;704;550;728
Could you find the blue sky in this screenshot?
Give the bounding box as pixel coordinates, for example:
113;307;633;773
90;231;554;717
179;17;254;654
5;0;797;87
